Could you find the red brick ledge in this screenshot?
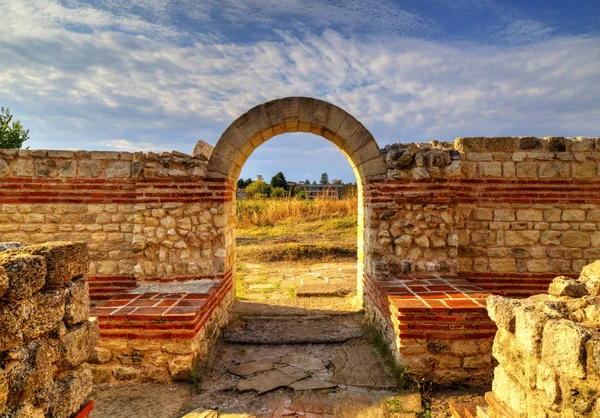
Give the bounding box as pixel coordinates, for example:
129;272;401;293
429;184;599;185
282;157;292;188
90;270;232;339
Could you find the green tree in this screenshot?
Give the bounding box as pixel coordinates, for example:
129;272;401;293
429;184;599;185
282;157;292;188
0;107;29;149
270;187;286;198
245;179;271;198
270;171;289;190
237;178;245;189
320;172;329;185
312;180;317;185
244;178;253;188
297;190;307;199
304;178;310;185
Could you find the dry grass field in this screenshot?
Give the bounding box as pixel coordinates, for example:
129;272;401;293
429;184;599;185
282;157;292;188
236;197;358;263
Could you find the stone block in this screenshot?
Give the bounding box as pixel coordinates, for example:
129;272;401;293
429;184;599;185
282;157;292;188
525;259;548;273
492;366;527;416
478;162;502;177
16;242;89;288
505;230;540;246
494;209;515;221
516;162;538;178
10;159;34;177
579;260;600;296
77;160;102;178
63;278;90;326
543;208;562;222
536;362;560;406
516;209;543;222
169;354;194;380
49;365;93;418
17;289;66;339
515;306;549;358
561;231;590;248
105;161;131;178
58;319;99;369
548;276;588;297
487;296;521;332
484;137;519;152
6;340;56;411
0;253;46;300
542;319;589;379
0;305;21;352
471;208;493;221
489;259;516;272
572;162;597;179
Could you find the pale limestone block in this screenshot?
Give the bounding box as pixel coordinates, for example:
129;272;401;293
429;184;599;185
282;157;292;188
542;319;589;379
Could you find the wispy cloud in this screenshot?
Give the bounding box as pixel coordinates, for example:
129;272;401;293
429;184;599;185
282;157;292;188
0;0;599;181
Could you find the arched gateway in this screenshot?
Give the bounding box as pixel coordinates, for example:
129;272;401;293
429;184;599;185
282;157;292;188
208;96;387;302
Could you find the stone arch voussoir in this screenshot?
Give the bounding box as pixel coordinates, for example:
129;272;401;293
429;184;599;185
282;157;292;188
207;97;386;182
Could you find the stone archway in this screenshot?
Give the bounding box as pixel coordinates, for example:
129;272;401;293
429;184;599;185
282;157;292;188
207;96;386;302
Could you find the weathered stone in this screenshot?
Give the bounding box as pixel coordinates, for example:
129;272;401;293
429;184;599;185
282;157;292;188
88;347;112;364
492;366;527;416
0;253;46;300
290;378;336;391
542;319;589;379
58;319;99;369
17;242;89;288
50;365;93;418
536;362;560;405
579;260;600;296
561;231;591;248
7;340;56;410
237;365;307;394
63;278;90;326
280;354;326;371
169;354;194;380
18;289;66;339
77;160;102;178
0;304;22;352
515;306;549;357
0;242;23;252
331;345;397;388
12;404;45;418
229;360;281;377
105;161;131;178
548;276;588;298
0;368;7;415
192;140;214;160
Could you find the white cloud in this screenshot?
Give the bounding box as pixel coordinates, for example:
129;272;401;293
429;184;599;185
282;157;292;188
0;0;599;157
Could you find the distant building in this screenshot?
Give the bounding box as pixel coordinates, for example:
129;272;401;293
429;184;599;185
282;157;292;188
256;175;263;181
301;183;344;199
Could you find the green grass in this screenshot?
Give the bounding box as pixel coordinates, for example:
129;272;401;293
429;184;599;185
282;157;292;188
364;325;414;391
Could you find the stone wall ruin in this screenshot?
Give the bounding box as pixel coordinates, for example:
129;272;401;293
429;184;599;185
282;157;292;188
485;260;600;417
0;96;599;385
0;242;98;417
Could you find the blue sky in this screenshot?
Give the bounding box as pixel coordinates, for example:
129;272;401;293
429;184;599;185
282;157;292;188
0;1;599;183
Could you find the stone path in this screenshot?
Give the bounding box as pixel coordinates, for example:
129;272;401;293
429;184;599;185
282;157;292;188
91;261;423;417
239;262;357;301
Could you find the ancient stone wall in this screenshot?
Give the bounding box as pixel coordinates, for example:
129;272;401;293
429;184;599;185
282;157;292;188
485;261;600;417
1;109;598;386
0;242;98;417
0;149;230;300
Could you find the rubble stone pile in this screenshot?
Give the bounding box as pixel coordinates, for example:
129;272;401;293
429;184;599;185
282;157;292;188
486;260;600;417
0;242;98;418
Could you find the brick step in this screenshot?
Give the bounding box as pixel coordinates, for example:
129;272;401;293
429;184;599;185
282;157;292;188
449;400;487;418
